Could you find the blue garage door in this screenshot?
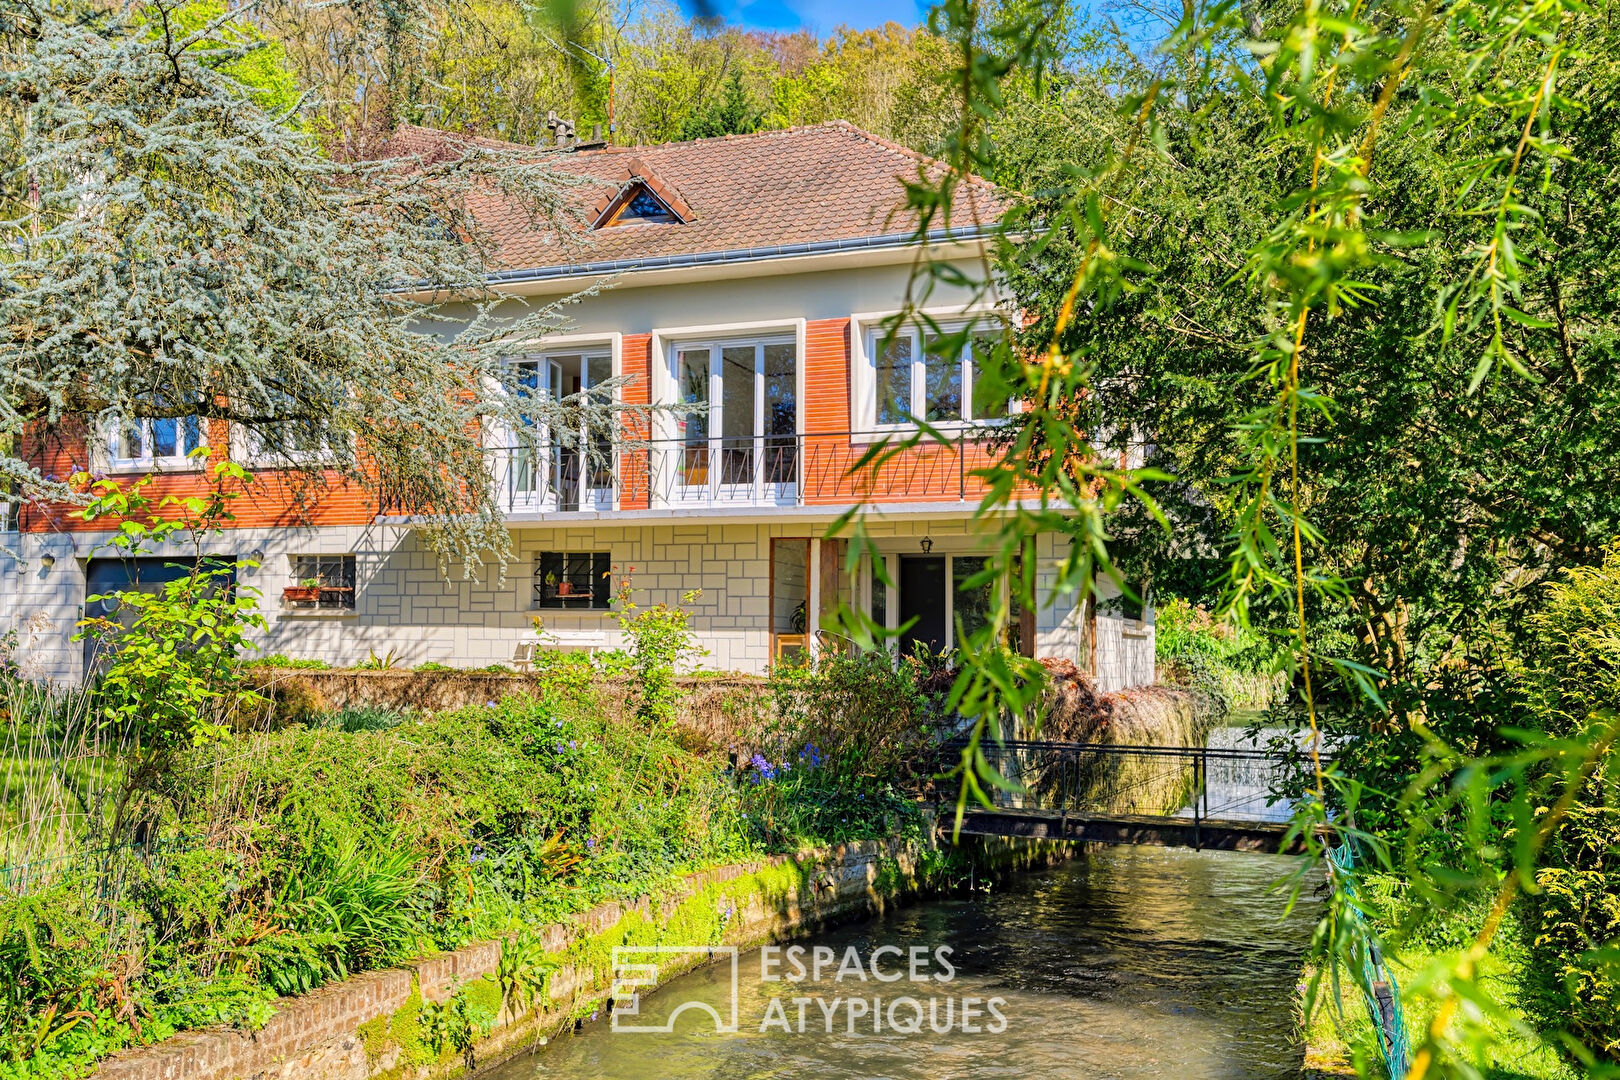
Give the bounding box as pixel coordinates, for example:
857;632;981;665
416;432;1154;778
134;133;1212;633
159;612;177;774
82;556;237;674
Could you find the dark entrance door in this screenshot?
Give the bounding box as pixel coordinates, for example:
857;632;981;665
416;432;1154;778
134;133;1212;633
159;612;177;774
898;555;947;657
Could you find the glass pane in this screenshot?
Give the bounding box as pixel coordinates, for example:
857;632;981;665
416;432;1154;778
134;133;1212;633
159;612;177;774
591;552;612;608
678;348;709;486
561;552;592;598
953;555;992;646
923;336;962;422
772;538;809;634
971;336;1010;420
534;552;564;606
182;415;204;454
875;335;912;425
585;355;612;391
550;355;583;398
514;360;541;412
512;361;541;494
292;421;324;454
763;343;796;484
869;555;887;631
117;420;144;460
720;345;755;485
151;417;178;458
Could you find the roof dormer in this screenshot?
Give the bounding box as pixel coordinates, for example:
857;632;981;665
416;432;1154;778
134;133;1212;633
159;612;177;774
590;158;692;229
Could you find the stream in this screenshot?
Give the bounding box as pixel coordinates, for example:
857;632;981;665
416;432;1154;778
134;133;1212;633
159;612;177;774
489;842;1320;1080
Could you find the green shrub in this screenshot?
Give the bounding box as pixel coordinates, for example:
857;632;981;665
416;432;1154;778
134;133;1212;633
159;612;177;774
1519;546;1620;1059
0;676;918;1078
611;579;704;728
737;746;926;848
305;707;408;733
766;648;936;781
246;655;332;670
255;834;427;995
1154;597;1287;711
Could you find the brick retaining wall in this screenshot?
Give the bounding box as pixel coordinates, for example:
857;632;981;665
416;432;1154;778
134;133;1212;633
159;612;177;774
94;834;1066;1080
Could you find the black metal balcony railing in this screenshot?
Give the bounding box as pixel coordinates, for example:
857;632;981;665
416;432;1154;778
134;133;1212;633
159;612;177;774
482;429;1004;515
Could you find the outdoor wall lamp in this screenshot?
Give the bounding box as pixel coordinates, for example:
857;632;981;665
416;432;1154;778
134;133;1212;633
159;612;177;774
39;553;55;572
920;536;934;555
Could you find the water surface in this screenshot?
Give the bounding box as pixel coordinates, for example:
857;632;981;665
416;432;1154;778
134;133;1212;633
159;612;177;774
491;845;1319;1080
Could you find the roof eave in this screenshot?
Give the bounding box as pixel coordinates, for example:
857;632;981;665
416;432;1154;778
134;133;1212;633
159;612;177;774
488;225;995;288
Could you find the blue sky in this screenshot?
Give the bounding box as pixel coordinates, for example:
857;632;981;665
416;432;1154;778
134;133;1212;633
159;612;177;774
686;0;927;33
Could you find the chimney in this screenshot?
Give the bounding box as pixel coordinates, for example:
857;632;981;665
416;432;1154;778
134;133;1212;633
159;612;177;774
543;111;576;148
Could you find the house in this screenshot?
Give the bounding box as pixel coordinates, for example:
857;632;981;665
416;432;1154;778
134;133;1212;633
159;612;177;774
0;121;1155;688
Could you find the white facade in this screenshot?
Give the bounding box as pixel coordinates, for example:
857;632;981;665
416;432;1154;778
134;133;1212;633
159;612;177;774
1;250;1156;688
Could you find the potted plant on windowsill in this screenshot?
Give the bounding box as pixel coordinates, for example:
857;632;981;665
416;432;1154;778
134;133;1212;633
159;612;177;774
284;578;322;604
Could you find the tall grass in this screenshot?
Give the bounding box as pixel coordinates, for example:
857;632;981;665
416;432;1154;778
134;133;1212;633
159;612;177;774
0;678;127;889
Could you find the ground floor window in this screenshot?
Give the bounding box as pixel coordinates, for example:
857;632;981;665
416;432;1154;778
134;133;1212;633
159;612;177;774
534;551;611;608
288;554;356;609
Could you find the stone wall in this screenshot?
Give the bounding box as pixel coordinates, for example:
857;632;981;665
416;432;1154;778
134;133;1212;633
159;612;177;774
92;835;1065;1080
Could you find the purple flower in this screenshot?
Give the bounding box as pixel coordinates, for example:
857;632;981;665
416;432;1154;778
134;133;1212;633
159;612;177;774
748;753;777;781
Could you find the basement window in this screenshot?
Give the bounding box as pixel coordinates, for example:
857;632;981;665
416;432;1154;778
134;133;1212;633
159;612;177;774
288;554;356;610
534;552;611;609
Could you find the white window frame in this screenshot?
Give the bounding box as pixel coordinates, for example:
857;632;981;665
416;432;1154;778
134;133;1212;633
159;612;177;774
851;308;1013;435
649;319;807;443
105;415;207;472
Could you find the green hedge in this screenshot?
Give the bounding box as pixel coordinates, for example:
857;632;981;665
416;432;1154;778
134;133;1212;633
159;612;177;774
1519;546;1620;1060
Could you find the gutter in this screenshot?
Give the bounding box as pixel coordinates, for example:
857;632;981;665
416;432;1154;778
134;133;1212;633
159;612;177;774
483;226;995;288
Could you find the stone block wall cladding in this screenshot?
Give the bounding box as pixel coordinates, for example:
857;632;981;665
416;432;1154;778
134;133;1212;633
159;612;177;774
2;517;1156;689
92;834;1071;1080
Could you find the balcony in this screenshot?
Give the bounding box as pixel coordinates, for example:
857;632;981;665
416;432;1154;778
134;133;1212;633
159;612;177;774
482;429;1007;519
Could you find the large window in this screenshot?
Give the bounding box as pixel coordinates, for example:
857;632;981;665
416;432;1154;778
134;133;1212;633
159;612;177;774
533;551;611;609
108;414;204;469
669;336;797;492
866;327;1009;427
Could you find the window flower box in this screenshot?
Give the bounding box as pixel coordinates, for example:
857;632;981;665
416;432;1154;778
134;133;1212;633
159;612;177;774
283;585;321;604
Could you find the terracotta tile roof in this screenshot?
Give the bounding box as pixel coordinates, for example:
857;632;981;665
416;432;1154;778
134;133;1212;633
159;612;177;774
382;121;1007;278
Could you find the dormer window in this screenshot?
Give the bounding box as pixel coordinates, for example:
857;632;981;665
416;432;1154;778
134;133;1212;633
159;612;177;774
590;161;691;229
618;187;678;224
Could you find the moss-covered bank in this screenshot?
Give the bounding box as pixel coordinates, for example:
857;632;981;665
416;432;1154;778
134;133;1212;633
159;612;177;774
94;832;1067;1080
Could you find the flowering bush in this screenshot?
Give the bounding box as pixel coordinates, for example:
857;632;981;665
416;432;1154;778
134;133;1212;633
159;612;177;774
766;649;937;780
738;741;925;847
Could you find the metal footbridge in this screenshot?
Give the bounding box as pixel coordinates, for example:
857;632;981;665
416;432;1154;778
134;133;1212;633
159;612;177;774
941;738;1312;854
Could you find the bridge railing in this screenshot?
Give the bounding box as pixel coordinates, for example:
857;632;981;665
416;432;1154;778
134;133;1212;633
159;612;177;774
944;738;1307;827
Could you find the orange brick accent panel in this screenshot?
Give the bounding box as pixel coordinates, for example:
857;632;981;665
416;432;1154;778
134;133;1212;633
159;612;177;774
618;332;652;510
803;317;851;435
19;466;380;535
16;420;378;534
800;431;1005;506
